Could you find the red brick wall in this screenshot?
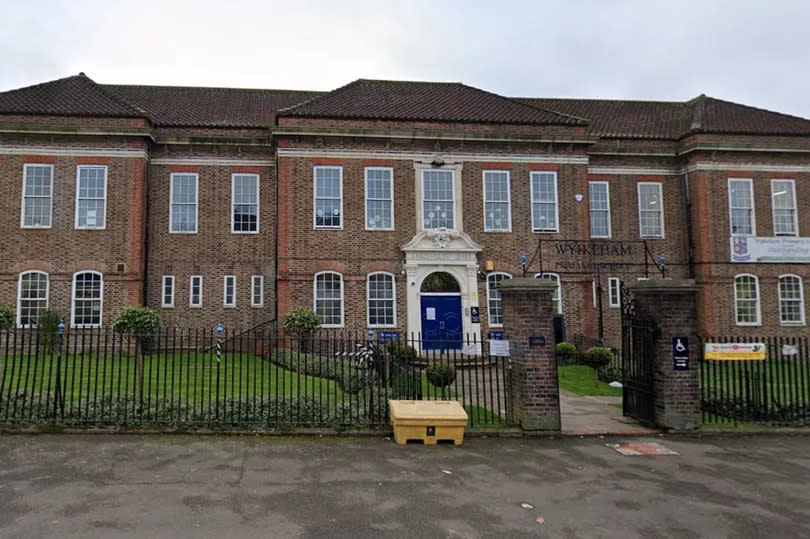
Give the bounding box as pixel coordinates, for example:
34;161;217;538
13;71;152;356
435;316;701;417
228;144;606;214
0;134;147;325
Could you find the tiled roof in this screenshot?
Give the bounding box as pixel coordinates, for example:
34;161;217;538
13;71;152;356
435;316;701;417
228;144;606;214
516;95;810;139
277;79;587;125
106;84;324;127
0;73;143;117
3;74;810;137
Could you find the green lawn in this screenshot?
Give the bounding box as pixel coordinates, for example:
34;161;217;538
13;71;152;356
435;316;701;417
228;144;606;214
0;352;346;403
557;365;622;397
699;359;809;400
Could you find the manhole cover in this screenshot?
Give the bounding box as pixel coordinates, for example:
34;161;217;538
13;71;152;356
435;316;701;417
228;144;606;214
606;442;679;456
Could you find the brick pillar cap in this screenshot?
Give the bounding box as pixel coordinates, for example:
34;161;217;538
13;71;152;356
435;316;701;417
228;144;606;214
498;277;557;294
627;278;701;294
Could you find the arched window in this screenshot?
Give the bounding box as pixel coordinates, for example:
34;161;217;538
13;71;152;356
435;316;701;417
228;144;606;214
778;275;805;326
486;272;512;327
72;271;103;327
367;272;396;327
420;272;460;293
734;274;760;326
535;273;562;315
314;272;343;327
17;271;49;327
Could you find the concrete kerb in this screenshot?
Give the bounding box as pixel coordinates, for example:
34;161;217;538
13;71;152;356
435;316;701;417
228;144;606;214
2;425;808;438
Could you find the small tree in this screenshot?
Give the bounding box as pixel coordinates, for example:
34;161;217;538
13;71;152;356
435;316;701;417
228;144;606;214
555;342;576;376
387;340;418;364
584;346;615;385
282;308;321;352
0;303;14;331
112;306;162;340
426;362;456;398
112;306;162;408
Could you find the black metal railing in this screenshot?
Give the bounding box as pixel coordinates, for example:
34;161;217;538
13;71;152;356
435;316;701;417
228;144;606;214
699;335;810;426
0;328;513;430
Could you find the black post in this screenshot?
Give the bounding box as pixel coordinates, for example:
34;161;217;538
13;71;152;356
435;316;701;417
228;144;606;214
53;320;65;420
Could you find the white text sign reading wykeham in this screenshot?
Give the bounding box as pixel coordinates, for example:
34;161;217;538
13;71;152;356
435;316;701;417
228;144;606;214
731;237;810;263
704;342;766;361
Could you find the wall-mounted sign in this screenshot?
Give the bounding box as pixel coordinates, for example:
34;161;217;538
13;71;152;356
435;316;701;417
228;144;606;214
488;331;504;340
704;342;766;361
379;331;399;342
470;306;480;324
731;236;810;263
490;340;510;357
528;335;546;347
425;308;436;320
672;337;689;370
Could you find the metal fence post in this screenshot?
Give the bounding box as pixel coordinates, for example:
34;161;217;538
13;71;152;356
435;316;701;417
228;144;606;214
53;320;65;420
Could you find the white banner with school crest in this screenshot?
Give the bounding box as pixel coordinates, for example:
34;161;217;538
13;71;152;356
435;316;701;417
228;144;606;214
730;236;810;263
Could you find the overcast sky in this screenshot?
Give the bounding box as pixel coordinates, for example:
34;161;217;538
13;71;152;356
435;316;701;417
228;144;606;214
2;0;808;117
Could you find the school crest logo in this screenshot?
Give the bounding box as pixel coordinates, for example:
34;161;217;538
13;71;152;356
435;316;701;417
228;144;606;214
731;237;751;262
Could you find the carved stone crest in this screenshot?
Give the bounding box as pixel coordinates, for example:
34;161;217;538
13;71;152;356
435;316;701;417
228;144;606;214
428;228;455;249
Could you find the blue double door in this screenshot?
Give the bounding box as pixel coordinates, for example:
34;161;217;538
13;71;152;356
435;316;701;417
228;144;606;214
420;295;463;351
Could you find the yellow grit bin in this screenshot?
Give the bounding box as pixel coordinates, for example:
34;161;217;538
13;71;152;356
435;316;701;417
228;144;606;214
389;400;468;445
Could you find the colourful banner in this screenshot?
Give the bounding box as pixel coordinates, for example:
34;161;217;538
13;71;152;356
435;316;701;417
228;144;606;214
704;342;766;361
731;236;810;263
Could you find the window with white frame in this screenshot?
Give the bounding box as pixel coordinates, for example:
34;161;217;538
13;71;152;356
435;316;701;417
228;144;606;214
486;272;512;326
535;273;562;314
365;168;393;230
728;179;754;236
251;275;264;307
223;275;236;307
170;173;198;233
530;171;558;232
17;271;48;327
75;165;107;229
734;274;760;326
589;181;611;238
422;169;455;229
232;174;259;233
72;271;103;327
778;275;805;325
314;166;342;228
771;180;798;236
161;275;175;308
637;183;664;238
21;164;53;228
189;275;203;307
483;171;511;231
367;272;396;327
314;272;343;327
609;278;621;308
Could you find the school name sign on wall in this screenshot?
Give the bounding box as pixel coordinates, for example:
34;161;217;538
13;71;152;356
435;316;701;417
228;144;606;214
731;237;810;263
543;241;644;273
704;342;766;361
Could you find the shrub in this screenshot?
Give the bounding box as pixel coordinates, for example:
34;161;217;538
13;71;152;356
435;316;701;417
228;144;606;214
426;362;456;389
555;342;576;357
387;340;418;364
36;310;63;353
112;306;162;336
0;303;14;330
282;308;321;351
584;347;616;384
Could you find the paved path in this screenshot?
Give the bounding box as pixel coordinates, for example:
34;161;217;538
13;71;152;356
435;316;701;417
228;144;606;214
1;433;809;538
559;388;655;435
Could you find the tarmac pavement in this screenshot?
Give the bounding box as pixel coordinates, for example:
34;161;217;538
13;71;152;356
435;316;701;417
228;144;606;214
0;433;809;538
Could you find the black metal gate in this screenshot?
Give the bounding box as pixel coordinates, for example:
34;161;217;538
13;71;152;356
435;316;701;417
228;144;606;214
621;286;656;425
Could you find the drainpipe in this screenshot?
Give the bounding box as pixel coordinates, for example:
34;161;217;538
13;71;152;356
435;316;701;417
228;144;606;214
141;152;152;305
684;166;696;279
273;136;279;328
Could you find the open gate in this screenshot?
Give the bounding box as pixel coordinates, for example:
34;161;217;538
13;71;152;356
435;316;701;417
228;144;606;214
621;285;656;425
